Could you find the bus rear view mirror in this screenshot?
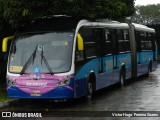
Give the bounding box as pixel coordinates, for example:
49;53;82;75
2;36;14;52
77;34;84;51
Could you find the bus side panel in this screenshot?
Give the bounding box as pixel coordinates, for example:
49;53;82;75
126;67;132;80
112;53;132;84
75;78;87;98
96;56;113;90
152;45;158;71
75;56;115;94
112;68;120;84
137;51;153;76
152;61;158;71
118;53;132;80
96;72;113;90
75;58;99;98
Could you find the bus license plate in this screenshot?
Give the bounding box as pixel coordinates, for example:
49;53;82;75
30;93;41;96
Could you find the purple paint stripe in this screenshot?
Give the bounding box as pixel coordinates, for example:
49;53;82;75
65;86;74;91
7;86;11;90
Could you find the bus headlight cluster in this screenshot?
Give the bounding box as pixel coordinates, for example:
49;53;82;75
57;79;70;86
7;80;16;86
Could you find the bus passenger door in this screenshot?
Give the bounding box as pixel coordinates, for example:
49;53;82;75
110;29;119;84
92;28;110;89
93;28;105;73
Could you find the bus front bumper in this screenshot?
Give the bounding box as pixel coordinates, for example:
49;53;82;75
7;86;74;99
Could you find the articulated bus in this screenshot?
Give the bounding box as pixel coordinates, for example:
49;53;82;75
2;16;158;100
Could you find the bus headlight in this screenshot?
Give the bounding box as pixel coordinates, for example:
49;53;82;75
64;79;70;85
57;79;70;86
7;80;16;86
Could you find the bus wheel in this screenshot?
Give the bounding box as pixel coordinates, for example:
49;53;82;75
147;64;151;77
86;82;93;101
119;73;125;87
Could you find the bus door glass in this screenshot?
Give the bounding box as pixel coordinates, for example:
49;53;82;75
104;29;114;72
92;28;105;73
110;29;118;69
150;33;156;61
135;31;141;64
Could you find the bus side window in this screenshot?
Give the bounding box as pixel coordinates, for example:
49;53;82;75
76;27;97;60
151;33;155;52
76;34;84;61
105;29;112;55
135;31;141;52
146;33;152;51
117;29;125;53
124;29;130;52
85;29;97;58
79;27;96;59
150;33;156;60
110;29;118;54
140;32;147;51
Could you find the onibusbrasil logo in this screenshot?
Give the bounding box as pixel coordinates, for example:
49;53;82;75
2;112;42;118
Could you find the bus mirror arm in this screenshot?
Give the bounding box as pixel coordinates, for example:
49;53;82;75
77;34;84;51
2;36;14;52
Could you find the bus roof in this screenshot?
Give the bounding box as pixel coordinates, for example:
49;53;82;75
16;15;155;34
132;23;155;33
77;20;155;33
77;19;129;29
17;15;81;34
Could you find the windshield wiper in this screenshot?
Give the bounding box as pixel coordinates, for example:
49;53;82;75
20;46;38;75
40;46;54;75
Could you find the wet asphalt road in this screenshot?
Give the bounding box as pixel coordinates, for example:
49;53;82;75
1;65;160;120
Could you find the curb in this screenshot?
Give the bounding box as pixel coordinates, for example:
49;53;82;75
0;101;9;108
0;99;18;108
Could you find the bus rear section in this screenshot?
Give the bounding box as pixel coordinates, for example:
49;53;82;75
132;23;158;77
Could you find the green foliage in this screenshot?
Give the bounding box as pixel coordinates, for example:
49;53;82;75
130;4;160;24
0;0;135;29
0;85;12;102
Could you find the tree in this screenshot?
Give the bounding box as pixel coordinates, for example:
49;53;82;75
0;0;135;28
130;4;160;24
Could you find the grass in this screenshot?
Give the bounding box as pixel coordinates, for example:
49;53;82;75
0;84;12;102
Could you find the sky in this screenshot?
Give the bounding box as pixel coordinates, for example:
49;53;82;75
135;0;160;6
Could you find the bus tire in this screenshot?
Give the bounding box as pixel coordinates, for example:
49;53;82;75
86;82;93;101
149;61;152;72
86;73;96;101
119;70;125;87
147;62;152;76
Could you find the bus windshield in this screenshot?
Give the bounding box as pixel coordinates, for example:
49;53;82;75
9;32;74;74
